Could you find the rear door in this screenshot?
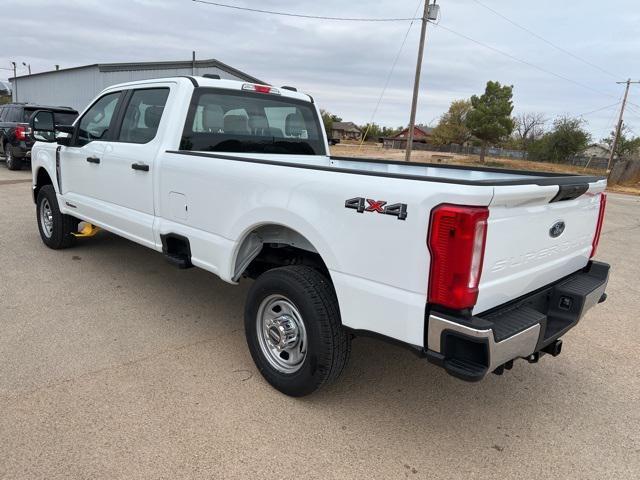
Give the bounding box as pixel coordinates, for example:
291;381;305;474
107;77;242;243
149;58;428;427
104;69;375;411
475;181;606;313
96;86;170;247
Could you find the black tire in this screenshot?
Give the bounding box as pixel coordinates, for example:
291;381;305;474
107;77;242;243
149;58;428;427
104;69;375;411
245;266;351;396
36;185;78;249
5;146;22;171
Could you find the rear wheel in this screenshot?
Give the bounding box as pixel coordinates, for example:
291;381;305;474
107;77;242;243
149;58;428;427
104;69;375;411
36;185;78;249
5;146;22;170
244;266;351;396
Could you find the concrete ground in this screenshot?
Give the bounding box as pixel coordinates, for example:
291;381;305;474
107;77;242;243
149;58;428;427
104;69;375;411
0;166;638;479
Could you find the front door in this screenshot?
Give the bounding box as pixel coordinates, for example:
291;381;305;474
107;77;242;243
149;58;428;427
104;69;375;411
59;91;123;224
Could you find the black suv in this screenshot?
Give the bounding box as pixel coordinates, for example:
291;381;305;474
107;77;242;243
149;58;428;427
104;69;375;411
0;103;78;170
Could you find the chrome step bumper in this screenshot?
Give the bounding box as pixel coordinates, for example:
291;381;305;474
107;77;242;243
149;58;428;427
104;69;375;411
425;261;610;382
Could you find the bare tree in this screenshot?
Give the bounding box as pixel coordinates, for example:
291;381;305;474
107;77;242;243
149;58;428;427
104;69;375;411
513;113;546;154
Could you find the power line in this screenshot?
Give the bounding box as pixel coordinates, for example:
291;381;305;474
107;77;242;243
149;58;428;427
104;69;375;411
469;0;621;80
360;0;424;147
429;20;618;100
577;102;621;118
191;0;420;22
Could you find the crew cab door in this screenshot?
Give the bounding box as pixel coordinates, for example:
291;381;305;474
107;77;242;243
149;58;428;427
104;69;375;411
59;91;123;220
96;87;170;247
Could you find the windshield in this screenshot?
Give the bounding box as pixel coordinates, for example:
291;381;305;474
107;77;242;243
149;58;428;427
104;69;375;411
180;88;326;155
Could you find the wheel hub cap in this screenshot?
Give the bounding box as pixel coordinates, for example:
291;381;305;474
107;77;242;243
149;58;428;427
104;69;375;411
256;295;307;374
40;199;54;238
266;315;299;351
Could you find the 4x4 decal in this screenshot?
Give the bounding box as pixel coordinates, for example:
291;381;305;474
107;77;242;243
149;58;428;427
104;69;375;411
345;197;408;220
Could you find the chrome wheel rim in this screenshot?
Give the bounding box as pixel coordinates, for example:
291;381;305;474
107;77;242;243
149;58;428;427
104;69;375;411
256;294;307;374
40;198;54;238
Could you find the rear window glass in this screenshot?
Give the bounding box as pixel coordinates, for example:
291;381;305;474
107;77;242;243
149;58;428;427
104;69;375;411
180;88;325;155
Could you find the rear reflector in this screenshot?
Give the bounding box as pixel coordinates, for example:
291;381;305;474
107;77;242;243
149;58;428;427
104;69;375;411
242;83;281;95
590;192;607;258
428;204;489;310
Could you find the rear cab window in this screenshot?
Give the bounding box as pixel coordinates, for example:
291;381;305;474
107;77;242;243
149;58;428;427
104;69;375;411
117;88;170;144
180;88;326;155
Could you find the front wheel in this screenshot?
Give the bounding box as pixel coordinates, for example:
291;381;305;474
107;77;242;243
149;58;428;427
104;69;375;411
244;266;351;396
36;185;78;249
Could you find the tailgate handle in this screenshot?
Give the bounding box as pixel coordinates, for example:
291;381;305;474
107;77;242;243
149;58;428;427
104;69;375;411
550;183;589;203
86;156;101;164
131;162;149;172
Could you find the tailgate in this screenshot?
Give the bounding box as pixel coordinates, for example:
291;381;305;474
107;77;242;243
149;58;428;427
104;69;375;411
474;180;606;314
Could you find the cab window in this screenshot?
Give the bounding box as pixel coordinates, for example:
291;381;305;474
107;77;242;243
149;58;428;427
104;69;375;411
77;92;121;146
117;88;169;144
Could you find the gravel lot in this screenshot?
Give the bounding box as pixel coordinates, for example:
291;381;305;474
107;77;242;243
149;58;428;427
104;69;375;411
0;166;638;479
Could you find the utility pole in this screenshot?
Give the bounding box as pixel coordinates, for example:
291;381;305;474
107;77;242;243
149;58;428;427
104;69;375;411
10;61;17;102
405;0;434;161
608;78;640;171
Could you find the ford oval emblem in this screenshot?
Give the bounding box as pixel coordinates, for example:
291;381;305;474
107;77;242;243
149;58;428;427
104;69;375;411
549;221;565;238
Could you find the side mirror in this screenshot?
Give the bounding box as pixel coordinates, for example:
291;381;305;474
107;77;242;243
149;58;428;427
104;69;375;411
29;110;56;143
29;110;75;145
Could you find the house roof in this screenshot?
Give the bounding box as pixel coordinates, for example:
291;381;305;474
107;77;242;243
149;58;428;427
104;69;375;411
585;143;610;151
10;58;265;84
332;121;362;133
393;125;434;138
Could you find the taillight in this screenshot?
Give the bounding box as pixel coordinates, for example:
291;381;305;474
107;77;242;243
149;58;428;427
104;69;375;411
428;204;489;310
590;192;607;258
242;83;281;95
15;125;27;141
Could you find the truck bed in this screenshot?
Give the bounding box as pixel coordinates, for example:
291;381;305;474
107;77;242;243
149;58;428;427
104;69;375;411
179;150;605;187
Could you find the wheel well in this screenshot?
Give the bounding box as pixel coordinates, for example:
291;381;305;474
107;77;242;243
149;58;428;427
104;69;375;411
34;168;53;202
233;225;330;281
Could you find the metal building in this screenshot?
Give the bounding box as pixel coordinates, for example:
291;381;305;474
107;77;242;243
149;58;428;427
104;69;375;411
9;58;265;111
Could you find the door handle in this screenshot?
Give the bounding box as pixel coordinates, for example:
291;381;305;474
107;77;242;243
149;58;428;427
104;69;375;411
86;156;101;164
131;162;149;172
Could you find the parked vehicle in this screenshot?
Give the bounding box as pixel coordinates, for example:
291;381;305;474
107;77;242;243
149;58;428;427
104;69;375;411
28;77;609;396
0;103;77;170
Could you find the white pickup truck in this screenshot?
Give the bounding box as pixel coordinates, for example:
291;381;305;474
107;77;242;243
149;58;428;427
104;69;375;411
29;76;610;396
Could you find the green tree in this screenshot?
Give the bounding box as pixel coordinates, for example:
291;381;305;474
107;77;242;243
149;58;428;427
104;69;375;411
320;109;342;137
431;99;472;145
528;116;591;163
601;124;640;160
359;123;403;142
465;81;515;162
360;122;382;141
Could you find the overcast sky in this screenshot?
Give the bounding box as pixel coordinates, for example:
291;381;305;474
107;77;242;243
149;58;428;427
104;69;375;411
2;0;639;139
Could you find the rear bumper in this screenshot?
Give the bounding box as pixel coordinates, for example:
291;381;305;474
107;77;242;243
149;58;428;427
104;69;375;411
425;261;610;382
6;141;32;159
